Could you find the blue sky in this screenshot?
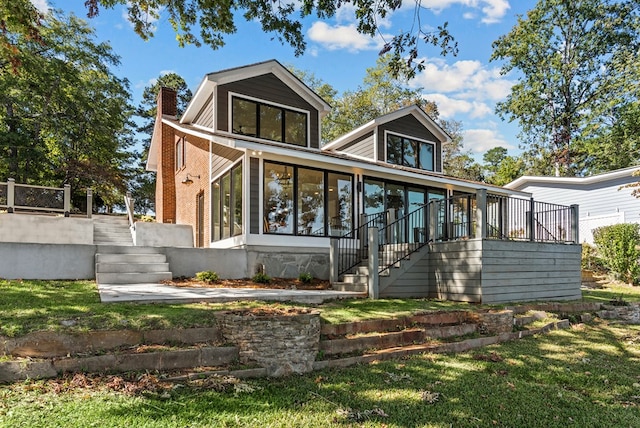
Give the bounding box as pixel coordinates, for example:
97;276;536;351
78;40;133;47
36;1;532;159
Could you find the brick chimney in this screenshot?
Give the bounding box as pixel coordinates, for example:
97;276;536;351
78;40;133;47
157;86;177;118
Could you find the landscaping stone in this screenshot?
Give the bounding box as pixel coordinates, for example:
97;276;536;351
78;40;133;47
216;308;320;377
597;303;640;323
472;310;514;334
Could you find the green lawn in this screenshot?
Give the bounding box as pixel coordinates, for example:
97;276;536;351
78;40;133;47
1;320;639;427
1;278;640;337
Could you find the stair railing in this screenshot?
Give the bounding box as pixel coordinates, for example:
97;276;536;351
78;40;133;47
376;202;431;274
336;210;389;277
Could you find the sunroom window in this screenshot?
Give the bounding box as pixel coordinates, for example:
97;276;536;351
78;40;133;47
386;133;435;171
232;96;308;147
263;161;353;236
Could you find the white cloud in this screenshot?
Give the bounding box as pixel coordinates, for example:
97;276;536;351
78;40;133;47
307;22;385;52
30;0;50;13
424;0;510;24
412;58;514;102
424;93;492;119
462;128;514;153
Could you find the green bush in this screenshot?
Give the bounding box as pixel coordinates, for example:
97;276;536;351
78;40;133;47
195;270;219;284
252;272;272;284
581;244;606;272
298;272;313;283
593;223;640;284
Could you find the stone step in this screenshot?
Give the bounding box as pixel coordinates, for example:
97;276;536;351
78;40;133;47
320;323;478;356
96;271;172;285
96;262;170;273
96;253;167;264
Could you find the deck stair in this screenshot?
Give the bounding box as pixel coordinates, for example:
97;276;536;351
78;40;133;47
95;245;173;285
332;243;430;294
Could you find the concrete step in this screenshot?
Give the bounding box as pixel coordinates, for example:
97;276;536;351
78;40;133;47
96;262;170;273
94;225;131;232
96;271;172;285
331;282;368;293
96;253;167;264
96;245;164;254
94;231;132;238
341;273;368;285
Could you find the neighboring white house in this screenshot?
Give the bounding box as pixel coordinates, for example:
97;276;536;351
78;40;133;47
505;166;640;244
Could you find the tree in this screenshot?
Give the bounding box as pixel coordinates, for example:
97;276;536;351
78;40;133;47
84;0;457;78
323;55;438;142
491;0;640;176
132;73;192;214
482;146;525;186
577;101;640;174
0;9;135;211
0;1;43;72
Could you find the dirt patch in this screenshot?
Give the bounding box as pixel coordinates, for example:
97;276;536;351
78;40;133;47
161;277;331;291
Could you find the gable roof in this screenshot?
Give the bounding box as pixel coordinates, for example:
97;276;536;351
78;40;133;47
181;59;331;124
505;165;640;190
322;104;451;151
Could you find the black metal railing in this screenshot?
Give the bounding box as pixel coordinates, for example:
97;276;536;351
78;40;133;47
336;210;389;276
377;202;430;274
333;191;577;281
532;200;573;242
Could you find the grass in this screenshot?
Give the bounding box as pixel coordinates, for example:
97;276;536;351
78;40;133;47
2;278;640;337
1;321;639;427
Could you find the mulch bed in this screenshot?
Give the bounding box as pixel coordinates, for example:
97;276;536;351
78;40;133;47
161;277;331;291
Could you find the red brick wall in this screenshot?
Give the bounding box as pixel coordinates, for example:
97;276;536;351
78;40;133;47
154;87;211;246
175;135;210;247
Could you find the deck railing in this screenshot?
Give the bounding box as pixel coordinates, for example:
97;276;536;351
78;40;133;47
0;178;70;216
331;189;579;284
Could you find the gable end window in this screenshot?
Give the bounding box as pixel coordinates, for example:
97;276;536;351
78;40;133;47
232;96;307;147
175;137;185;171
386;133;435;172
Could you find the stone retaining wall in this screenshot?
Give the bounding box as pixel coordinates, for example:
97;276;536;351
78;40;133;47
1;302;627;384
216;309;321;377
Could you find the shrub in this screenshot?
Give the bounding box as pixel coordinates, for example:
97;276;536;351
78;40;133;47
298;272;313;283
252;272;272;284
195;271;219;284
593;223;640;284
581;244;606;272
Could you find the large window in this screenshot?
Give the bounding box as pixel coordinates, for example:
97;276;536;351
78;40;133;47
211;163;243;242
264;161;353;236
386;133;435;171
232;96;307;147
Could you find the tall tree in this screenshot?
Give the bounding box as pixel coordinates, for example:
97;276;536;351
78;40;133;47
323;55;439;142
577;101;640;174
491;0;640;176
0;9;134;210
133;73;192;214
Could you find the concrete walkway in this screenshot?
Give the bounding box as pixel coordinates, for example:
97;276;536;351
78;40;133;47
98;283;366;305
